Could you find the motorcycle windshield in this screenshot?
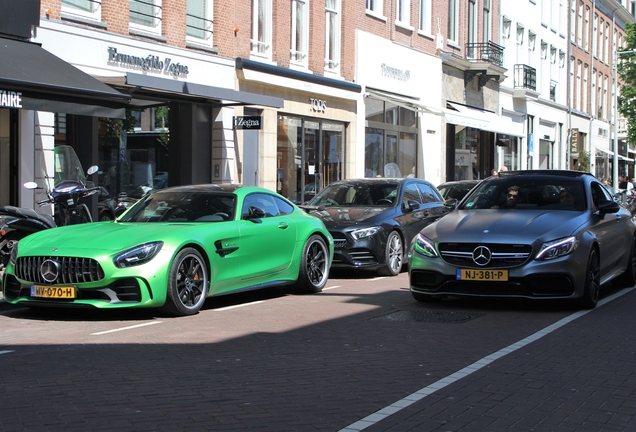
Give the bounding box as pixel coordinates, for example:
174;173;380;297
53;146;88;185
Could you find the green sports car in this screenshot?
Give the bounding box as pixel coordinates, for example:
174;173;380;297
2;185;333;316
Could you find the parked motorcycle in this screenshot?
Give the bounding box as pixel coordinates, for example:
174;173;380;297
0;145;102;270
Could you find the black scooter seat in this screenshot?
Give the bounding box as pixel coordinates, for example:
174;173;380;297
1;206;56;228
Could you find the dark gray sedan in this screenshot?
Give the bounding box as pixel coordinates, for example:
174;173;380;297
307;178;446;276
409;170;636;308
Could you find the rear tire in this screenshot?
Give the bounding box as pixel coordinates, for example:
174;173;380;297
160;248;208;316
579;249;600;309
295;235;329;293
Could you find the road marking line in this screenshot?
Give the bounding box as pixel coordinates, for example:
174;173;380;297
369;277;387;281
339;287;634;431
215;300;265;311
0;350;14;355
323;285;341;291
91;321;162;335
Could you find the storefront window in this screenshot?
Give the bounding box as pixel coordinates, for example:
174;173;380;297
539;139;553;169
96;106;170;200
277;115;344;203
496;135;519;171
454;128;479;180
0;109;11;206
364;97;419;178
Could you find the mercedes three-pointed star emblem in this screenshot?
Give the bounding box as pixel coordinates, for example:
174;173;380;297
472;246;492;266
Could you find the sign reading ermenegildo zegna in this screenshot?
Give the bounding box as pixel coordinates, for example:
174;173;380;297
380;63;410;81
107;47;189;77
0;90;22;108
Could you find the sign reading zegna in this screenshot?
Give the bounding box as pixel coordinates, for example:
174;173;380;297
0;90;22;108
107;47;189;77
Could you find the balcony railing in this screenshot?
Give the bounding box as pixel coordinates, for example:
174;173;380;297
513;64;536;90
130;0;162;29
186;13;213;41
465;41;504;67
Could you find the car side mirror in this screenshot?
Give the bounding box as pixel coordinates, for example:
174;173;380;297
244;205;266;222
597;199;620;218
405;200;420;212
443;198;458;211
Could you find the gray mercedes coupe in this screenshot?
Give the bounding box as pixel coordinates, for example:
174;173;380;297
409;170;636;308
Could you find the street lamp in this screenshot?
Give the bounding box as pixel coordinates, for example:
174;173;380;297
612;49;636;192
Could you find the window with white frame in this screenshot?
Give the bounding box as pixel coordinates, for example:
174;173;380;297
569;57;575;107
468;0;477;46
62;0;101;21
603;75;608;120
186;0;213;45
604;22;610;64
251;0;272;59
583;6;590;51
542;41;548;96
366;0;383;15
599;18;604;60
418;0;431;35
447;0;458;44
591;68;596;118
483;0;491;43
582;64;588;111
577;1;583;46
576;60;582;111
593;14;598;57
528;32;536;67
570;0;576;43
501;17;512;70
290;0;309;67
325;0;341;73
542;0;550;24
130;0;162;34
396;0;410;27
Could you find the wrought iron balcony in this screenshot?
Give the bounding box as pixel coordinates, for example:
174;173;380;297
514;64;536;90
465;42;504;67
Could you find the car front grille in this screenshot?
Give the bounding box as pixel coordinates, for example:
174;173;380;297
439;243;532;268
330;232;348;249
15;256;105;284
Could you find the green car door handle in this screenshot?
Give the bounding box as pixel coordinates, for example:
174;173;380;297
278;222;289;229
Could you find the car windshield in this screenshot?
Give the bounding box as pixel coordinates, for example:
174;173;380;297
460;177;587;211
439;183;477;200
309;182;399;207
119;190;236;222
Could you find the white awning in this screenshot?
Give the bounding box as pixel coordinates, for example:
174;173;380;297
445;102;524;137
366;89;444;116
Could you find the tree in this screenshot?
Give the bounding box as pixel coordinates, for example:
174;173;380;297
617;23;636;146
577;150;590;173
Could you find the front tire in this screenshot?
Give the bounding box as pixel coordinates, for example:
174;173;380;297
295;235;329;293
378;231;403;276
160;248;208;316
579;248;600;309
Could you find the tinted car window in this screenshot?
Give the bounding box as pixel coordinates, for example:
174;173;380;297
273;196;294;215
461;177;587;211
403;183;422;205
311;182;399;207
242;193;280;218
121;191;236;222
417;183;443;203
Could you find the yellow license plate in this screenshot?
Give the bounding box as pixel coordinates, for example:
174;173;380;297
31;285;76;299
457;269;508;281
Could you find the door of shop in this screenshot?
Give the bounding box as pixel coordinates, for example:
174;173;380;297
277;116;344;204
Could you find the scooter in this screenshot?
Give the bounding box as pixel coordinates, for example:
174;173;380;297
0;146;102;271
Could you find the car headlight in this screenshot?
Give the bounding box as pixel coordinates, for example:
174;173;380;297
350;226;381;240
413;233;438;258
535;236;577;260
113;241;163;268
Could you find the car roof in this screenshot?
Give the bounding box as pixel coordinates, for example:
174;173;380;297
327;178;430;186
498;170;594;179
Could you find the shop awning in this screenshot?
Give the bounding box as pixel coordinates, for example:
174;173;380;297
0;37;131;118
365;89;444;116
123;73;284;109
445;102;524;137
